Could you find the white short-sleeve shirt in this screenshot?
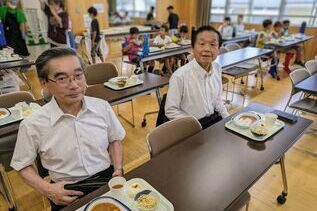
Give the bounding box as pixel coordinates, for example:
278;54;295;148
165;58;229;120
153;35;172;46
10;96;126;182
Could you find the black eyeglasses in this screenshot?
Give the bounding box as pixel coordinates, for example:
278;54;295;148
48;72;85;86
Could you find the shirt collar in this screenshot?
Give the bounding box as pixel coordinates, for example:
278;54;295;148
192;58;214;80
49;96;97;126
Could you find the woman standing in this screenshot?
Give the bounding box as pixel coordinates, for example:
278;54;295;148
0;0;29;56
39;0;68;47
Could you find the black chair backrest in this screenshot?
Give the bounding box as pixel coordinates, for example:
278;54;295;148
299;21;307;34
156;94;169;127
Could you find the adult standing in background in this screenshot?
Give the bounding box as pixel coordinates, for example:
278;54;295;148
166;5;178;36
38;0;69;47
146;6;155;22
0;0;29;56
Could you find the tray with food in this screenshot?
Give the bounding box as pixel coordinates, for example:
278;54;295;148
0;102;41;126
225;111;285;142
77;178;174;211
104;76;144;90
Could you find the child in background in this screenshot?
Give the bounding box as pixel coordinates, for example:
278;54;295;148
256;19;279;78
283;19;304;66
171;25;189;43
153;25;174;74
218;17;233;37
256;19;273;48
172;25;189;66
282;20;290;36
272;21;294;74
88;6;104;64
122;27;154;73
235;14;245;33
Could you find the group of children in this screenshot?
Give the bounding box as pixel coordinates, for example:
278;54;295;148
218;15;245;37
122;24;189;75
256;19;303;78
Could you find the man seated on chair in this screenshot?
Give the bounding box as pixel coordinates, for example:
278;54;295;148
10;48;125;210
165;25;229;129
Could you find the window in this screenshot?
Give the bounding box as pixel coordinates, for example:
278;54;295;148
210;0;226;22
283;0;316;25
210;0;317;26
117;0;155;18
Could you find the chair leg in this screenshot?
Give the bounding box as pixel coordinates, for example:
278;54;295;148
131;100;135;127
245;200;250;211
277;155;288;205
0;164;16;210
117;101;135;128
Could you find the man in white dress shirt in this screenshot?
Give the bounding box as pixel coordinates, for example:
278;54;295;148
10;48;125;210
165;25;229;129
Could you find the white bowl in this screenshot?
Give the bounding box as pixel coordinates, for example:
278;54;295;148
232;112;261;129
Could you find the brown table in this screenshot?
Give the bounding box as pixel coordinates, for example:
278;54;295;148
0;59;35;90
294;73;317;95
86;73;169;106
0;59;34;71
139;45;191;70
63;103;312;211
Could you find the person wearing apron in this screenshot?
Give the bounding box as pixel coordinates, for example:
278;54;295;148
0;0;29;56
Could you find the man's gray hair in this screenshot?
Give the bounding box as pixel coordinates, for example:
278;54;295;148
35;47;85;80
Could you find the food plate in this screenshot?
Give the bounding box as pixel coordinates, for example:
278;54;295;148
105;78;144;90
83;196;131;211
0;108;10;120
109;76;129;84
149;47;163;53
76;178;174;211
135;189;160;211
0;103;41;127
165;43;180;49
232;112;261;129
179;39;191;46
225;112;285;142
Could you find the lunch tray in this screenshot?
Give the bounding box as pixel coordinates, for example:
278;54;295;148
225;114;285;142
0;103;41;126
104;79;144;91
77;178;174;211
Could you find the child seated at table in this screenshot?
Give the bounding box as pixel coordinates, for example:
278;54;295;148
218;17;233;37
272;21;295;74
256;19;279;78
122;27;154;73
153;25;175;74
283;19;304;66
235;14;245;33
172;25;189;66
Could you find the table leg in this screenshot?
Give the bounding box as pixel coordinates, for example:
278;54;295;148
141;88;161;127
277;154;288;204
257;58;264;91
140;61;145;73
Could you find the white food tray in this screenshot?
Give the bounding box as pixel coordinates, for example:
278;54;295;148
77;178;174;211
225;114;285;142
104;79;144;90
0;103;41;126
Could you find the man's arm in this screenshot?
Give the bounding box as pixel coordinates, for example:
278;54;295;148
109;140;123;176
19;165;83;206
165;74;189;119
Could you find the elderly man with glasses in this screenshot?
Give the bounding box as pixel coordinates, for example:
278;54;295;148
10;47;125;210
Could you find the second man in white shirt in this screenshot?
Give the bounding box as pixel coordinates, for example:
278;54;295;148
165;25;229;129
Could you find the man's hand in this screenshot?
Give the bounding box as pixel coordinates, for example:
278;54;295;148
46;181;83;206
112;169;123;177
